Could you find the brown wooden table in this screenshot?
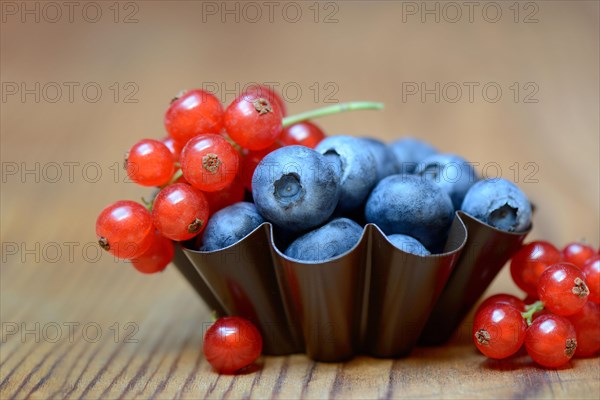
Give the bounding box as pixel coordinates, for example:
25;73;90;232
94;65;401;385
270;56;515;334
1;1;599;398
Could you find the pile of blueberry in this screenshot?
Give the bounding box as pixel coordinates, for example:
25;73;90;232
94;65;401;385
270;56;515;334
220;135;533;261
94;85;538;373
473;242;600;367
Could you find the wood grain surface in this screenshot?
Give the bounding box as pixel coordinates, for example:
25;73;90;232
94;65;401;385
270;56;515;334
1;1;599;399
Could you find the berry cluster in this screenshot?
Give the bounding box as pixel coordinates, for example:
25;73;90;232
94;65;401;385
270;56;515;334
473;241;600;367
94;85;376;273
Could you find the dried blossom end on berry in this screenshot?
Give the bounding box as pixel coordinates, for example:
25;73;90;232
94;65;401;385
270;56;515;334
572;277;590;298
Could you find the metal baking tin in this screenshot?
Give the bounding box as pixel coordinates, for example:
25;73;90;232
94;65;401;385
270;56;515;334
175;211;530;361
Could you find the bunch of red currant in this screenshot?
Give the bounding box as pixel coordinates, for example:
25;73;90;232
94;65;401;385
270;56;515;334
95;85;380;274
473;241;600;367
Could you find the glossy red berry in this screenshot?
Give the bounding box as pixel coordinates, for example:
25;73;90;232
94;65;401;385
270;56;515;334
243;84;287;116
96;200;154;259
131;231;174;274
279;121;325;148
203;178;245;214
510;241;562;297
151;183;209;241
180;134;240;192
562;242;596;268
476;294;526;315
165;89;224;147
161;136;183;163
224;92;283;151
581;256;600;304
473;303;527;359
239;144;280;191
567;301;600;357
126;139;175;187
525;314;577;368
203;316;263;374
537;262;589;316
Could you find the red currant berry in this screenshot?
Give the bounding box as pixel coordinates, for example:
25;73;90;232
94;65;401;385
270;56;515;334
152;183;209;241
537;262;590;316
476;294;526;315
203;178;245;214
582;255;600;304
243;84;287;116
126;139;175;187
131;231;174;274
472;303;527;359
161;136;183;162
203;316;262;374
239;144;280;191
525;314;577;368
562;242;596;268
180;134;240;192
96;201;154;259
279;121;326;148
224;92;283;151
567;301;600;357
510;241;562;297
165;89;224;147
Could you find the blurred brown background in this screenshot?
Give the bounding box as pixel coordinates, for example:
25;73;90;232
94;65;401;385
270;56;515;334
1;1;599;398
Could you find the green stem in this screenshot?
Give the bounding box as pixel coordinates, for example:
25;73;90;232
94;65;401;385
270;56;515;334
167;169;183;185
282;101;384;128
521;300;544;326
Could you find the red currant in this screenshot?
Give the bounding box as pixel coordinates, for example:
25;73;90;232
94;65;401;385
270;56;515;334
126;139;175;187
203;316;262;374
473;303;527;359
582;255;600;304
510;241;562;297
537;262;590;316
525;314;577;368
131;231;174;274
239;144;280;191
161;136;183;162
96;201;154;259
203;178;245;213
279;121;325;148
476;293;526;315
243;84;287;116
165;89;224;147
224;92;283;151
562;242;596;268
151;183;209;241
567;301;600;357
180;134;240;192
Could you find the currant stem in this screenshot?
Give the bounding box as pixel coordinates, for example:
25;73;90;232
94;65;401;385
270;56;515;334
282;101;384;128
521;300;544;326
166;169;183;186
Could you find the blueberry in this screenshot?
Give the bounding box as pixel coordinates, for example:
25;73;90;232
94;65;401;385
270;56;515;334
414;153;478;210
362;137;399;181
315;136;378;212
365;175;454;250
199;202;265;251
389;137;437;174
387;234;431;256
252;145;341;232
460;178;532;232
284;218;363;262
